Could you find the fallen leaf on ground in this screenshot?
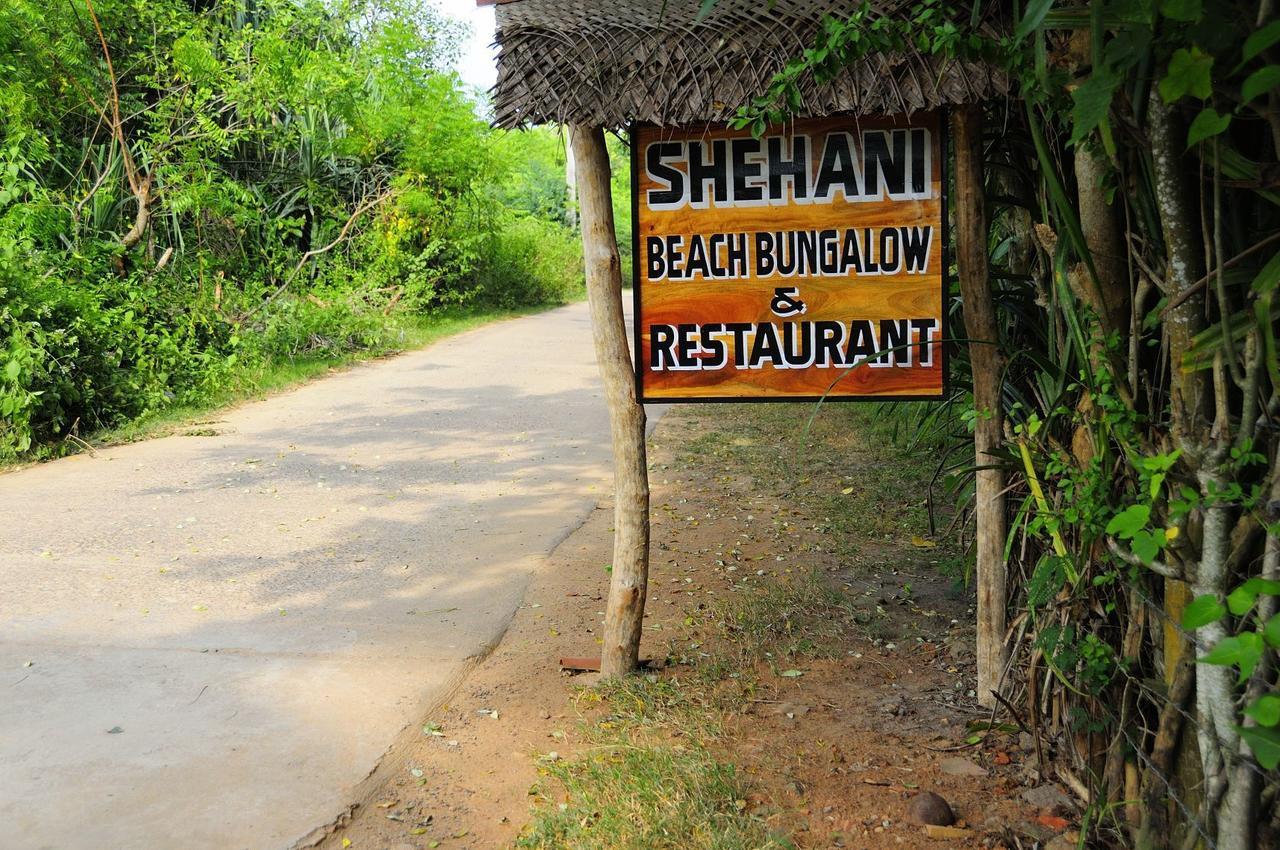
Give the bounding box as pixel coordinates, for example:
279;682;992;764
1037;813;1070;830
938;757;988;777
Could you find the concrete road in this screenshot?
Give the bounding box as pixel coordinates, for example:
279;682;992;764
0;302;652;850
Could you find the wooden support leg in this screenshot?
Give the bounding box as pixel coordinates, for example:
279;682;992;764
952;105;1008;708
569;124;650;677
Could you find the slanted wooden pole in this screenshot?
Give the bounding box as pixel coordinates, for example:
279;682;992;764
569;124;650;677
953;105;1007;708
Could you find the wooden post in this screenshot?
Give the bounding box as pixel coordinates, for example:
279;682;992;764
569;124;650;677
953;105;1008;708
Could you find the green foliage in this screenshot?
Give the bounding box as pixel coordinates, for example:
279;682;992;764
1161;47;1215;101
491;127;571;220
730;0;999;135
478;216;584;308
1200;632;1265;683
1185;108;1232;147
1188;574;1280;767
1238;725;1280;770
730;1;1280;842
0;0;583;460
519;735;780;850
1182;594;1227;629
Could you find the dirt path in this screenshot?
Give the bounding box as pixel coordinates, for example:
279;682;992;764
0;302;659;850
328;404;1079;850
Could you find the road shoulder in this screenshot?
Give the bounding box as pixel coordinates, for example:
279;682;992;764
324;403;1080;850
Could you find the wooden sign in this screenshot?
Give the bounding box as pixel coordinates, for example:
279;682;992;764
631;113;947;402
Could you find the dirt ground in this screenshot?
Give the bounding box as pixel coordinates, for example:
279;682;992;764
318;405;1082;850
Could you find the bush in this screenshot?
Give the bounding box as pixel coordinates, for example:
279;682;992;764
0;253;239;457
0;0;586;461
479;216;584;308
248;292;394;361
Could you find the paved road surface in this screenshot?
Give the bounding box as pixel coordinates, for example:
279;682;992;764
0;302;652;850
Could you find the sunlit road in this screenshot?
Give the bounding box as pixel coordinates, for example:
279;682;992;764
0;302;652;850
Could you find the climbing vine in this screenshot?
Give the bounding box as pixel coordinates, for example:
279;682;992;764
735;2;1280;847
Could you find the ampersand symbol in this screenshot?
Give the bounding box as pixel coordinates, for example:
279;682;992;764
770;287;807;317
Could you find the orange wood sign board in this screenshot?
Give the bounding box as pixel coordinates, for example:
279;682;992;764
631;112;947;403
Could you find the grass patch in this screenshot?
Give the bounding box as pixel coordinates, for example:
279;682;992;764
519;670;788;850
520;727;783;850
519;674;790;850
708;571;857;672
519;400;961;849
519;572;861;850
4;301;558;468
673;402;954;551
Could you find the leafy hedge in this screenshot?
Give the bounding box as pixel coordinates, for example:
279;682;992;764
0;0;584;460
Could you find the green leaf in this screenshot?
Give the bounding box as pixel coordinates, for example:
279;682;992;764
1070;70;1121;145
172;33;219;84
3;359;19;382
1238;725;1280;769
1264;613;1280;649
1106;504;1150;538
1186;108;1232;147
1015;0;1057;41
779;669;804;678
1245;694;1280;727
1227;578;1280;616
1028;556;1067;608
1199;633;1264;683
1182;594;1227;629
1242;66;1280;105
1160;0;1202;21
1131;529;1161;564
1260;293;1280;391
1026;102;1101;291
1243;20;1280;63
1252;250;1280;297
1183;295;1280;372
1161;47;1214;102
1137;451;1182;474
695;0;718;22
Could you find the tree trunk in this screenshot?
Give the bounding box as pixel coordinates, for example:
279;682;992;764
569;124;650;677
119;176;152;251
1220;449;1280;850
953;105;1008;707
1147;90;1208;453
1074;145;1129;336
1149;84;1239;849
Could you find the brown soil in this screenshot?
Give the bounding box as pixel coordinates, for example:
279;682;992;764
319;406;1081;850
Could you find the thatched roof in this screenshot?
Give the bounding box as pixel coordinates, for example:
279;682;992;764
488;0;1009;129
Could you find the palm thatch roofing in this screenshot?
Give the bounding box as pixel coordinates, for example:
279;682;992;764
487;0;1009;129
